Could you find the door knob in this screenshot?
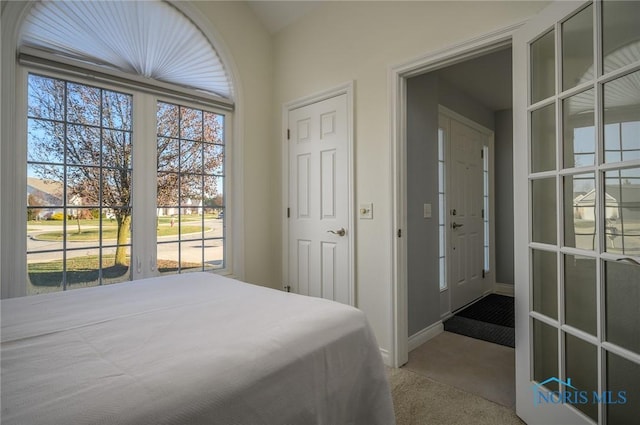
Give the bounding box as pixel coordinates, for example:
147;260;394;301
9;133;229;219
452;222;464;229
327;228;346;236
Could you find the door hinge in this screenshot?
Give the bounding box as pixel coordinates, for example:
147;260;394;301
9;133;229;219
482;269;485;278
284;285;291;292
481;209;484;219
287;129;290;140
287;207;290;218
397;229;402;238
481;149;484;159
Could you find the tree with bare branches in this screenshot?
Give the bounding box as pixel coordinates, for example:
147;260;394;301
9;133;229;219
28;75;224;269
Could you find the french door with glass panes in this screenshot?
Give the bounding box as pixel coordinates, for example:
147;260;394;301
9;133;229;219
514;1;640;424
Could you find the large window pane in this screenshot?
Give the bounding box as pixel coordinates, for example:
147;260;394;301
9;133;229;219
27;75;65;121
102;129;132;169
182;140;203;174
157;242;180;274
157;172;179;207
204;239;224;271
67;125;101;166
606;352;640;424
28;119;64;164
532;178;557;245
604;71;640;163
565;333;598;421
533;249;558;319
180;174;203;205
158;137;180;172
531;30;555;104
157;102;226;274
102;169;132;208
27;74;133;291
533;319;558;392
180;208;204;241
564;255;596;336
203;111;224;144
157;103;179;137
67;82;100;126
203;143;224;175
564;173;596;250
27;164;64;207
180;241;203;273
605;260;640;355
531;103;556;173
102;90;132;131
180;107;203;141
563;89;595;169
604;167;640;255
562;5;593;91
65;247;101;289
603;1;640;74
27;251;63;295
101;246;130;285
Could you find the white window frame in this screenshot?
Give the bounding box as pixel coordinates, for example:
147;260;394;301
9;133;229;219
1;1;243;298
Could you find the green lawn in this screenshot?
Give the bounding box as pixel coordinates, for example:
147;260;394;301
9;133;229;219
28;255;200;290
34;225;208;241
28;255;130;288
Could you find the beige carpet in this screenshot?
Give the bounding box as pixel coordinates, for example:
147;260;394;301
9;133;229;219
387;367;525;425
405;331;516;408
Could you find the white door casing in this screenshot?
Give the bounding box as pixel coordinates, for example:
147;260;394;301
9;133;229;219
390;24;518;368
284;85;354;305
446;113;492;311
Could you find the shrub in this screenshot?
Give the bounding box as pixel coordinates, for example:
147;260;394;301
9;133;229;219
49;212;65;221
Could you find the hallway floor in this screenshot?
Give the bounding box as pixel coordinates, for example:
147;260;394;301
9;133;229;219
404;331;516;408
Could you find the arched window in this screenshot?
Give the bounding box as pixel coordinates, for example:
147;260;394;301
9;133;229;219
20;0;233;99
2;0;236;296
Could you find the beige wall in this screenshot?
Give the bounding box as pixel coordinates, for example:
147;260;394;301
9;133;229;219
273;1;548;355
192;1;278;289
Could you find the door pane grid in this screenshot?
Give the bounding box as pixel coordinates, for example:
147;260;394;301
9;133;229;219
528;3;640;423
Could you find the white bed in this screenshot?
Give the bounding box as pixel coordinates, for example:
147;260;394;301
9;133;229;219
1;272;394;425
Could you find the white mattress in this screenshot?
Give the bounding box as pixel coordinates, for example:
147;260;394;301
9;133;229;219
1;272;394;425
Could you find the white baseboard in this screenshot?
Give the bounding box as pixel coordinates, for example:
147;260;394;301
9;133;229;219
494;282;514;297
408;321;444;352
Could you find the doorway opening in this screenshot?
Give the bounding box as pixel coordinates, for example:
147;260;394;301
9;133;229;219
400;41;515;407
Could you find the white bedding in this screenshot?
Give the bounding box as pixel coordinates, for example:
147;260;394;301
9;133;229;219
1;272;394;425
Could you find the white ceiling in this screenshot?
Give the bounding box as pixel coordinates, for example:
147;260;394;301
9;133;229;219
436;48;513;111
247;1;322;34
248;1;513;111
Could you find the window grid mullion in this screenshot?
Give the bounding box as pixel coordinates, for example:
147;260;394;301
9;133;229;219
62;81;69;291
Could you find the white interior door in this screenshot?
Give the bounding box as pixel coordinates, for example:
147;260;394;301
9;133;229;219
287;93;352;305
447;116;490;311
514;1;640;424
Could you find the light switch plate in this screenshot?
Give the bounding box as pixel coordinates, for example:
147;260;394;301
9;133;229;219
359;203;373;219
424;203;432;218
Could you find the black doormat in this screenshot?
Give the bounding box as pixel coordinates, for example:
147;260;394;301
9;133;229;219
444;294;515;348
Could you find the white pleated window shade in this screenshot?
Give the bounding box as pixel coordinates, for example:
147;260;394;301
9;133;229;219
19;0;232;100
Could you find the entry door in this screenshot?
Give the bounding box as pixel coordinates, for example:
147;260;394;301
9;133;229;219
514;1;640;424
287;93;352;305
448;117;489;311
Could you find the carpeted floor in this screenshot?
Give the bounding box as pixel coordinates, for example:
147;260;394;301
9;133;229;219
444;294;515;347
387;367;524;425
405;331;516;408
